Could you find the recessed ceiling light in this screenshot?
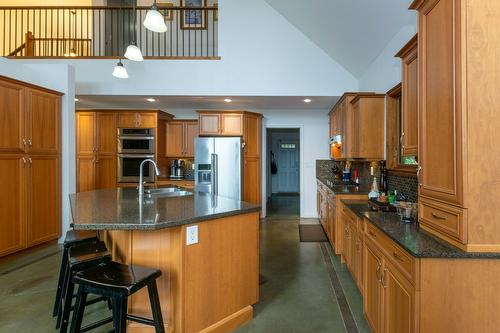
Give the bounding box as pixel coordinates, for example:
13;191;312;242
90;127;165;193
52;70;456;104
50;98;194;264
224;98;232;103
303;98;312;103
74;98;79;102
147;98;156;102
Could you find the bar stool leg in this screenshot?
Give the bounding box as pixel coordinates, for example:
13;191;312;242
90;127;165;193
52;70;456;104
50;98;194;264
59;272;75;333
112;295;128;333
147;281;165;333
53;247;69;317
69;286;88;333
56;264;71;329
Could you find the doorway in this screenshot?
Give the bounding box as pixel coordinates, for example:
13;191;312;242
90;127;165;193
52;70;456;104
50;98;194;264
266;128;300;217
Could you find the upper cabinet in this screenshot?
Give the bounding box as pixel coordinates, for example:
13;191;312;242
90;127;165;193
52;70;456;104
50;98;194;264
396;35;419;157
0;79;26;153
165;120;199;158
411;0;500;251
329;93;383;160
118;111;157;128
198;111;245;136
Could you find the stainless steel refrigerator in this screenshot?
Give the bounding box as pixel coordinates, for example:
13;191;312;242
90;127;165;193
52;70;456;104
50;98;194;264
194;137;242;200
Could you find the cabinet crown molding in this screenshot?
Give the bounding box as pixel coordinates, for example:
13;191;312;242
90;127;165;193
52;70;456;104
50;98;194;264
395;34;418;58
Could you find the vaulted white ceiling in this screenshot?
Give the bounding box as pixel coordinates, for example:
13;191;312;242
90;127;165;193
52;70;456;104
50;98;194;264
264;0;416;78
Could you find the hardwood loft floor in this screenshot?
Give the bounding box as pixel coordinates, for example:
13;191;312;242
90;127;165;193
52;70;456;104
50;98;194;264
0;218;369;333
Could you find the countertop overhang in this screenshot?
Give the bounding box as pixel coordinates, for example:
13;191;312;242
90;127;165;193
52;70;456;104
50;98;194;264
70;187;260;231
341;199;500;259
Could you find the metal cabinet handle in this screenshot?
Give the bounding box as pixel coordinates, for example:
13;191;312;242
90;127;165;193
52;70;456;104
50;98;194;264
417;166;422;187
382;268;388;288
368;231;377;238
23;138;27;146
431;213;447;221
393;251;406;262
400;132;405;149
28;157;32;165
22;157;27;165
376;261;382;283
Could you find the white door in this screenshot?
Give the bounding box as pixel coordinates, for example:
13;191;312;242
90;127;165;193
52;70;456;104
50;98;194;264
277;141;299;193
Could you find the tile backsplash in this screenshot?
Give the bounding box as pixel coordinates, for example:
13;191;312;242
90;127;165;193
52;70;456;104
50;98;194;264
316;159;378;186
387;173;418;202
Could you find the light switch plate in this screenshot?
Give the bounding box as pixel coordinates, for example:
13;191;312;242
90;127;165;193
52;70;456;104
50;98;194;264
186;225;199;245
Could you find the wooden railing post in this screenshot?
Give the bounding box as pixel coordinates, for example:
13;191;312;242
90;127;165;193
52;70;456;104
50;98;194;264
25;32;34;56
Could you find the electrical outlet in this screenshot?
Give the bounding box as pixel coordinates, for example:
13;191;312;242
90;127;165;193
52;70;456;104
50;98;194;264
186;225;199;245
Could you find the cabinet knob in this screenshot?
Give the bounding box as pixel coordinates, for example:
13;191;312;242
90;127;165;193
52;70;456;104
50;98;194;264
28;157;32;165
22;157;27;165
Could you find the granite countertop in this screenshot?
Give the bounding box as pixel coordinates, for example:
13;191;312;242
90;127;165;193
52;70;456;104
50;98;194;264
341;199;500;259
156;177;195;181
70;187;260;231
317;177;371;195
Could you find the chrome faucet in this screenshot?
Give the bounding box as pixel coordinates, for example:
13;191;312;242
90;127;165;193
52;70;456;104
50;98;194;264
138;159;160;199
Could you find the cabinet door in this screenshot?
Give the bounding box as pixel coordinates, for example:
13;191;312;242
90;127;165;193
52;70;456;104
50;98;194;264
349;223;358;275
96;112;117;155
118;112;138;128
137;112;157;128
328;199;336;248
27;156;60;246
383;262;415;333
364;239;383;333
199;113;221;136
342;214;351;265
350;102;360;158
401;44;419;157
184;121;199;157
165;121;184;157
76;112;96;155
26;89;60;154
0;80;25;153
243;115;261;158
221;113;243;136
96;155;116;190
356;234;364;292
77;156;96;192
0;156;26;256
419;0;463;205
358;98;385;159
243;157;260;205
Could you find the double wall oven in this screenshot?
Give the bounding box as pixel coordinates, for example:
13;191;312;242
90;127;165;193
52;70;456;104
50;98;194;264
117;128;156;183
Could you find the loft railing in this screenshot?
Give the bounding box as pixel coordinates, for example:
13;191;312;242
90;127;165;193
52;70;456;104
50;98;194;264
0;6;219;59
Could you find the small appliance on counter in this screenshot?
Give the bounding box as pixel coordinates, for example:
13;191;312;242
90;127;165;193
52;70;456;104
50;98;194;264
170;159;185;179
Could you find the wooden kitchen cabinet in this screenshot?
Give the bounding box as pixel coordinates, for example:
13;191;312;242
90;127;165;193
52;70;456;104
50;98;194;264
197;111;246;136
0;79;25;153
0;155;26;257
27;155;60;246
198;112;221;136
410;0;500;251
327;193;336;249
352;94;385;160
118;111;157;128
221;113;243;135
364;238;383;333
76;111;117;191
0;76;61;257
165;120;198;158
396;35;418;157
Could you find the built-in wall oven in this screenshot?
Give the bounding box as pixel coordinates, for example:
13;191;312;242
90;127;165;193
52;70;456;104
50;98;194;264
117;128;156;182
117;154;156;183
118;128;155;154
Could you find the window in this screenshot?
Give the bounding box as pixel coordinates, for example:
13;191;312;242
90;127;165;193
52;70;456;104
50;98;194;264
280;143;296;149
386;83;418;174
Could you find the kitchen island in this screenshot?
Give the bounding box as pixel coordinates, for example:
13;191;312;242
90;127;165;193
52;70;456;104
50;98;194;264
70;187;260;333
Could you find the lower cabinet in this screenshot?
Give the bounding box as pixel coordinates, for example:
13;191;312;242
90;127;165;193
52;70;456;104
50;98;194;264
0;155;60;257
363;238;384;333
77;155;117;192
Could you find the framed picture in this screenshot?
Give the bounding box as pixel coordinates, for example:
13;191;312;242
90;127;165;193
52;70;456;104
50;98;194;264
180;0;207;30
158;2;174;21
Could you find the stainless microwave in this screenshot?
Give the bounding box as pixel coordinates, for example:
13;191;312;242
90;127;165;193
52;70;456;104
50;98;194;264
118;128;155;154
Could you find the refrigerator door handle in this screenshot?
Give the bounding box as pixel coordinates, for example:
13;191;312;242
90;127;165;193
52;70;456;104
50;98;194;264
211;153;218;195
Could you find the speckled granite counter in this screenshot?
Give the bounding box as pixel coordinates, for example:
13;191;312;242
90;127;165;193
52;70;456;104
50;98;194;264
341;199;500;259
317;177;371;195
70;187;260;231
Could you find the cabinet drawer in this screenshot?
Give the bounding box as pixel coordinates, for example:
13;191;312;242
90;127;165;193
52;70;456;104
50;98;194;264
365;221;416;283
419;198;465;243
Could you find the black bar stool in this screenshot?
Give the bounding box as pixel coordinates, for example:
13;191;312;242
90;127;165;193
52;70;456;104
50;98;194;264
70;261;164;333
58;240;111;333
53;230;99;318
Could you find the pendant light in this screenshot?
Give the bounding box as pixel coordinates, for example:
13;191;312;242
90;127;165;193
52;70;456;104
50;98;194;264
112;59;129;79
143;0;168;33
125;0;144;61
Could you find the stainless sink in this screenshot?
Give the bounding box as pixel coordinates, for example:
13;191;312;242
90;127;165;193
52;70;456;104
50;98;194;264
144;187;193;197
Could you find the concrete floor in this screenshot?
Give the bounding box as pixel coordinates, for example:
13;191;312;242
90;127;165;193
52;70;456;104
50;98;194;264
0;196;369;333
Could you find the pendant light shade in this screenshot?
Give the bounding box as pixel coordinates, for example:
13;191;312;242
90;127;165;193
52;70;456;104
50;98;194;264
124;43;143;62
112;60;128;79
143;1;168;33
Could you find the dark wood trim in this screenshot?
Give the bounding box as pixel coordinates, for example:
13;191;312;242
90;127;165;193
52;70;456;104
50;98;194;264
0;75;64;96
387;83;402;97
395;34;418;58
351;93;385;104
196;110;263;118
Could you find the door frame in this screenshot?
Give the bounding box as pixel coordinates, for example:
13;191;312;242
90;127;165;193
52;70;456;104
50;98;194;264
262;126;303;218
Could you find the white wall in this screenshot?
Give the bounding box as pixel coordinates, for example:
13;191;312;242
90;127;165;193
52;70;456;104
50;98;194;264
19;0;358;97
358;24;417;92
0;58;76;242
